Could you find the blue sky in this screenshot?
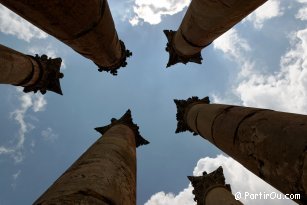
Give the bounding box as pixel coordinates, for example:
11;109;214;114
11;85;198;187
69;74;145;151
0;1;306;204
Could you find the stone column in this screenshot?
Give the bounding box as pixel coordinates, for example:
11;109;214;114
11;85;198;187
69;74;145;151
175;96;307;205
164;0;267;67
0;0;132;75
188;166;243;205
0;44;63;95
33;110;149;205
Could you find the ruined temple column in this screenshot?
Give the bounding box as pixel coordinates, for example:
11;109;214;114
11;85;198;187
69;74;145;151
33;110;149;205
175;96;307;205
0;0;131;75
164;0;267;67
188;166;243;205
0;44;63;95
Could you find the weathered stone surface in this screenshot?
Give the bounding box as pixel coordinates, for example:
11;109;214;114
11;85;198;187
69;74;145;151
164;0;267;67
33;111;148;205
0;44;63;95
176;96;307;204
0;0;131;74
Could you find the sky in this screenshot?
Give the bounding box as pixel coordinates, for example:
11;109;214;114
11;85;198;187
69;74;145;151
0;0;306;204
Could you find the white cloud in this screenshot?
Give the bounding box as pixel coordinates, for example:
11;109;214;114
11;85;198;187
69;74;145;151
12;170;21;181
237;28;307;113
296;7;307;21
145;155;296;205
32;95;47;112
0;146;14;155
295;0;307;21
130;0;190;25
11;170;21;189
27;45;67;69
0;88;47;163
213;29;251;60
245;0;283;29
213;28;255;78
145;187;194;205
41;127;58;142
213;9;307;114
0;5;48;42
10;90;35;149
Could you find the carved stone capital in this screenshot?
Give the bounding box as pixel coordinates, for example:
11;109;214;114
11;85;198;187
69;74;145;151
95;109;149;147
97;40;132;75
174;96;210;135
23;54;63;95
188;166;231;205
163;30;203;68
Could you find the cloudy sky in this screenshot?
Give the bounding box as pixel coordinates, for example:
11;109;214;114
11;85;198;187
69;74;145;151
0;0;306;204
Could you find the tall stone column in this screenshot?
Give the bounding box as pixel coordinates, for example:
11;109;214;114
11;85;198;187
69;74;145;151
33;110;149;205
164;0;267;67
0;44;63;95
188;166;243;205
0;0;132;75
175;96;307;205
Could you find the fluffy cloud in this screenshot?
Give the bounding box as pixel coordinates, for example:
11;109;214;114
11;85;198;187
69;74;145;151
129;0;190;25
145;155;295;205
213;28;250;60
295;0;307;21
0;5;48;42
296;7;307;21
245;0;283;29
237;28;307;113
213;28;255;78
213;5;307;114
145;187;194;205
129;0;282;27
0;88;47;163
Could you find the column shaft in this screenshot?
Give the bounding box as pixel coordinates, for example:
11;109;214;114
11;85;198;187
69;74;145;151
0;0;131;75
205;187;243;205
164;0;267;67
0;44;40;85
33;124;137;205
0;44;63;95
186;103;307;204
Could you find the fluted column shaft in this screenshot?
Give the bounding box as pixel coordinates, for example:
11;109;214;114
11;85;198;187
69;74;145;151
175;97;307;204
0;0;131;75
164;0;267;67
